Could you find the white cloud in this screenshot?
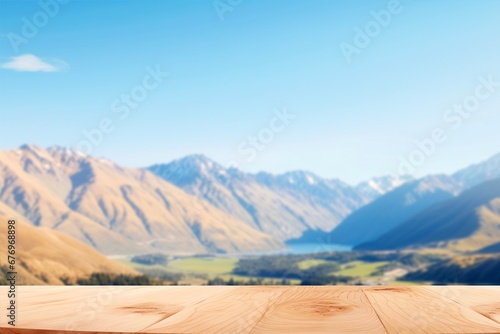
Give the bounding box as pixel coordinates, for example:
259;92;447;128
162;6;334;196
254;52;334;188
1;54;67;72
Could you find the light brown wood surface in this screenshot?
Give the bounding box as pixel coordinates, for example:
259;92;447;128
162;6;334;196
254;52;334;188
0;286;499;333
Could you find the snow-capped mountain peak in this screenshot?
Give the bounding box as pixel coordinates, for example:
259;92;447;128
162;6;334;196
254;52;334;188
355;174;414;199
47;145;86;157
281;170;320;186
453;152;500;189
148;154;229;187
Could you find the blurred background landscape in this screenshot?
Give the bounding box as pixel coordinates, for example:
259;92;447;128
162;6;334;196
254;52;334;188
1;0;499;286
0;147;499;286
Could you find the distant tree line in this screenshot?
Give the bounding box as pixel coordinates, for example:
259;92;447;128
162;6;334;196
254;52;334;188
232;254;352;285
358;252;445;266
207;277;292;285
77;272;162;285
138;268;184;282
131;253;169;266
402;256;500;285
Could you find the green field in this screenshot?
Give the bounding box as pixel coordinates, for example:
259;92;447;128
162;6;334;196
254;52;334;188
118;256;238;277
297;259;328;270
169;257;238;275
385;280;425;286
118;256;300;284
117;254;415;286
336;261;388;278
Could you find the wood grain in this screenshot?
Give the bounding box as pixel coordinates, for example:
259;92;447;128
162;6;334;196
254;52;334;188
2;286;232;333
144;286;287;333
422;286;500;325
364;286;500;333
250;286;387;334
1;286;500;334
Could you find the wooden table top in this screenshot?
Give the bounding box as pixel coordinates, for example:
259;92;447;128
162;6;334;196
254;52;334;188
1;286;499;333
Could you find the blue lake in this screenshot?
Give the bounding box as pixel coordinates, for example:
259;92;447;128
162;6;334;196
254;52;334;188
234;242;352;257
284;242;352;254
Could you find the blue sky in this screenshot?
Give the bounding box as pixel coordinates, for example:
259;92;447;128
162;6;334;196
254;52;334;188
0;0;499;184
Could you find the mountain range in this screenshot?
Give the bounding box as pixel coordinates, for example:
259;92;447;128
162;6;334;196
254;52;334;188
284;152;500;250
324;175;463;246
453;153;500;188
148;155;382;241
0;202;137;284
356;177;500;252
0;144;499;256
0;145;280;255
